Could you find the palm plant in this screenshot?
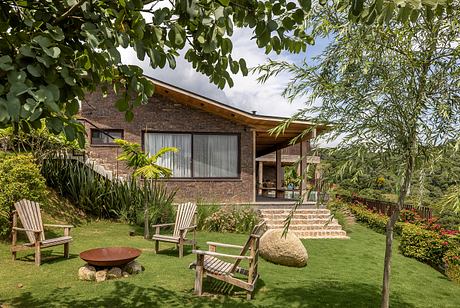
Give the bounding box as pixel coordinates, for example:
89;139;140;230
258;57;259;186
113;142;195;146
114;139;177;238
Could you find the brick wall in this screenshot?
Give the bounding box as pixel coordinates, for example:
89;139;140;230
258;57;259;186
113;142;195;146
81;90;255;204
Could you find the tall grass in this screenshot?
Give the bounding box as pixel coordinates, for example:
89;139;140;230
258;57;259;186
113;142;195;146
41;158;175;226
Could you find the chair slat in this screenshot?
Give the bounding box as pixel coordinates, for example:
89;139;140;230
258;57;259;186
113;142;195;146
173;202;196;238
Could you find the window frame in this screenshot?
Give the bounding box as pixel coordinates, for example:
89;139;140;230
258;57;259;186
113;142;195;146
90;128;124;146
142;131;241;179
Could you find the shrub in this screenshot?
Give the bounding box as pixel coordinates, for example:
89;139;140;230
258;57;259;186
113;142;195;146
196;203;220;230
41;158;175;225
327;199;352;232
444;245;460;284
0;153;47;237
399;223;448;268
202;205;259;233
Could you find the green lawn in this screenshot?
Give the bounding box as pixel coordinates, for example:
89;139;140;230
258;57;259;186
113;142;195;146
0;221;458;307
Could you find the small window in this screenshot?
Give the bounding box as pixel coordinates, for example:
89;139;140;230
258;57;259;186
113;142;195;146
91;129;123;145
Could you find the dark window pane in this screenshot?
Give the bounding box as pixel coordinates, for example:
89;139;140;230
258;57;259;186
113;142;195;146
91;129;123;145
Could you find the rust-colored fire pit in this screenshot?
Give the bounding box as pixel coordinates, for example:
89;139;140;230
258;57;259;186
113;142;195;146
80;247;142;267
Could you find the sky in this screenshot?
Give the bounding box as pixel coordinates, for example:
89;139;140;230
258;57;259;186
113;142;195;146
119;28;331;118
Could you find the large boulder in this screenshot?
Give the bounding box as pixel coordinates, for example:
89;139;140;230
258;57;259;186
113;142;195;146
123;261;144;274
259;229;308;267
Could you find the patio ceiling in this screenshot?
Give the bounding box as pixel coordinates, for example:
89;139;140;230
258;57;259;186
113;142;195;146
148;77;328;157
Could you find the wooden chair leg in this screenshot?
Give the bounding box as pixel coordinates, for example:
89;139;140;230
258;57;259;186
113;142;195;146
34;244;41;266
194;254;204;295
179;242;184;258
12;251;17;261
154;240;159;254
34;232;41;266
247;291;253;300
64;242;70;258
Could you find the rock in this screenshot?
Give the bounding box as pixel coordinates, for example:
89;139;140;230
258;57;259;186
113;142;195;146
123;261;144;274
122;271;129;278
259;229;308;267
78;264;96;281
16;283;23;288
95;270;108;282
107;267;122;279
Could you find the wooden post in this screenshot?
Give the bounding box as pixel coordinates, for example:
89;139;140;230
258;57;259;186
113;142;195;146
299;140;311;199
252;129;257;203
257;161;263;195
194;254;204;295
275;149;283;198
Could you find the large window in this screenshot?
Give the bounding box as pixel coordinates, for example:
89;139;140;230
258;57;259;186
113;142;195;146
144;132;239;178
91;129;123;145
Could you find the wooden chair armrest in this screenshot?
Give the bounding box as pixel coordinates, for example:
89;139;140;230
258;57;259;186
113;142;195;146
206;241;244;250
192;250;253;260
179;225;197;231
43;224;74;228
12;227;41;233
151;223;175;228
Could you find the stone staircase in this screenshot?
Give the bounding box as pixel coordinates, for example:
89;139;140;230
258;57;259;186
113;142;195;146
259;208;349;239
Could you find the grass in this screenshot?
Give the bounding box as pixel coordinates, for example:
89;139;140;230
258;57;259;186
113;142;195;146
0;221;459;307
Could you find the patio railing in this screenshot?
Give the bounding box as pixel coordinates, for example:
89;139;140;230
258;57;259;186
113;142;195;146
336;194;433;220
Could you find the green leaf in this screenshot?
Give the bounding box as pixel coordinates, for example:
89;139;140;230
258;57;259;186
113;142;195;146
44;46;61;58
33;35;52;48
351;0;364;16
27;64;42;77
239;58;248;76
0;55;14;71
216;0;230;6
46;117;63;133
6;97;21;120
19;45;35;57
299;0;311;11
64;125;77;141
125;110;134;122
115;98;129;112
66;99;80;116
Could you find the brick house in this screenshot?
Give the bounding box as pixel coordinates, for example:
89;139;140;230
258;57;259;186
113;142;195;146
80;78;323;204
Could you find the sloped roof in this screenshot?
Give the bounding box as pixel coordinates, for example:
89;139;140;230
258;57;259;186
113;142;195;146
147;77;327;157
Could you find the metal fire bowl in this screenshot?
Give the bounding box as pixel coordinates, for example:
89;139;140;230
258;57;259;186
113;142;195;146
79;247;142;267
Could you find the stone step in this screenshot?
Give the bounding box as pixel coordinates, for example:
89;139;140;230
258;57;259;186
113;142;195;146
292;230;349;239
265;218;339;225
266;224;343;231
259;209;330;215
260;213;333;220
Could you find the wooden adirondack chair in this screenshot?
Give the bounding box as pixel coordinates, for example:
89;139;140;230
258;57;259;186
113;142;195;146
190;221;266;300
151;202;197;258
11;199;73;266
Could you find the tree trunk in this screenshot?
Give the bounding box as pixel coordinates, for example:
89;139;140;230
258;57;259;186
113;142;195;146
144;180;150;239
380;157;414;308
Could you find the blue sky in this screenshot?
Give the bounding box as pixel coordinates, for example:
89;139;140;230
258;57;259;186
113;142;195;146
120;29;331;118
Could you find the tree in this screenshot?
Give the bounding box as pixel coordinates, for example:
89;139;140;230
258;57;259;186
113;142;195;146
255;2;460;307
0;1;444;146
115;139;177;238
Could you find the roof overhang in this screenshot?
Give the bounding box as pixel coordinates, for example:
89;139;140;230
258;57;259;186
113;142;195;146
147;77;329;157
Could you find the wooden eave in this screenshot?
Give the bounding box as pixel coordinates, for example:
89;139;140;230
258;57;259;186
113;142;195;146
147;77;328;157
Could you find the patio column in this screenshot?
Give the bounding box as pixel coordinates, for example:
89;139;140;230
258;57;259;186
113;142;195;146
258;161;263;195
275;149;284;198
300;139;311;199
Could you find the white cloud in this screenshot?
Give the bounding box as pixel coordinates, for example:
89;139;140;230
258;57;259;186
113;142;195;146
119;28;322;117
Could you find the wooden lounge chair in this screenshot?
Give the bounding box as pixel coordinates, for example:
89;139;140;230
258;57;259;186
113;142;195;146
11;199;73;266
151;202;197;258
190;221;266;300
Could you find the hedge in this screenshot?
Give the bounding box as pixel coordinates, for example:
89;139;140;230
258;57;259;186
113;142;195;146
0;153;47;237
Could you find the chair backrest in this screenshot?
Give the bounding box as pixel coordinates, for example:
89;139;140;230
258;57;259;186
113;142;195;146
173;202;197;238
14;199;45;243
230;220;266;273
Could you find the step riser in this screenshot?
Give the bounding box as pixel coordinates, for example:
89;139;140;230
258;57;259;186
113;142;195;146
260;208;348;239
267;225;343;231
